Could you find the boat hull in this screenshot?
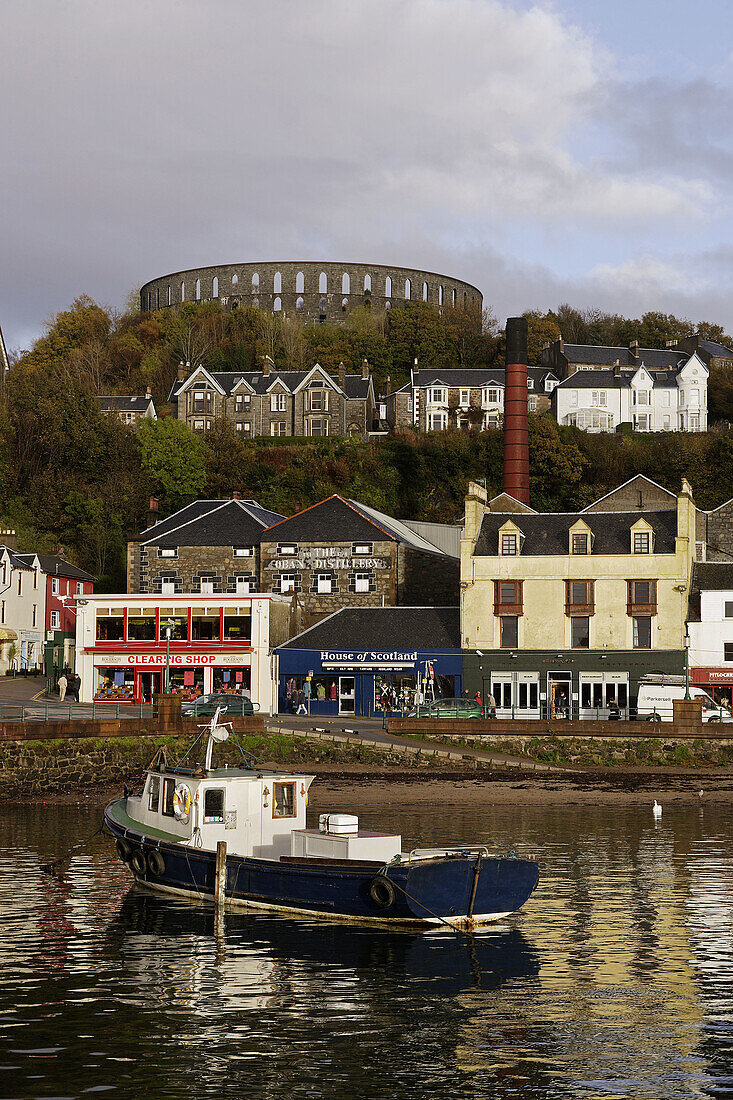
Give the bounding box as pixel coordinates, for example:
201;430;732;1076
104;801;539;927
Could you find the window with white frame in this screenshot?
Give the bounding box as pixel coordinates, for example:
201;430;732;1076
270;422;287;436
235;577;252;594
663;415;670;429
200;579;214;594
52;577;60;594
316;573;333;593
663;390;670;406
233;547;253;557
236;421;252;434
545;378;558;391
354;572;370;593
50;610;60;629
679;390;685;405
270;392;287;412
487;388;499;403
428;388;446;404
161;580;176;595
353;543;372;555
690;388;699;406
76;582;82;594
159;548;177;558
308;388;328;412
690;414;700;430
501;532;518;556
308;419;329;436
590;391;607;406
279;544;297;555
529;396;537;412
527;378;534;390
459;388;470;406
635;414;649;431
193;419;205;430
280;573;297;593
427;412;447;431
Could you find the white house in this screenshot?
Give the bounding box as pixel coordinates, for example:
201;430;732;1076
0;541;44;672
552;354;709;433
687;562;733;708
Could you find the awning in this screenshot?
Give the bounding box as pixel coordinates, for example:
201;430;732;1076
0;628;18;641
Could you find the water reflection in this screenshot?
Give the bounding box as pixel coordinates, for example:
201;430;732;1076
0;797;731;1098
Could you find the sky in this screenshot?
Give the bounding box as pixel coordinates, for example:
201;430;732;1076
2;0;733;353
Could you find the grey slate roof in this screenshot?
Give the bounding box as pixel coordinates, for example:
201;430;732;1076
139;499;285;547
264;495;447;555
0;546;34;571
691;562;733;591
698;339;733;359
474;509;678;556
97;395;155;412
278;606;460;651
561;344;687;370
408;367;556;391
15;554;94;581
168;369;371;403
554;368;680;390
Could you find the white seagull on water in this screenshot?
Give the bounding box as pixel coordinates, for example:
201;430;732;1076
653;800;662;818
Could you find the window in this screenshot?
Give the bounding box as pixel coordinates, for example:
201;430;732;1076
273;781;296;817
571;616;589;648
529;396;537;412
271;393;287;412
191;613;219;640
159;548;177;558
429;388;446;404
500;616;518;648
572;534;588;555
194;420;205;430
32;604;37;628
427;412;447;431
565;580;594;613
487;388;499;403
96;610;124;640
309;388;328;412
17;573;21;596
627;579;657;614
725;643;733;662
633;616;652;648
204;788;225;823
161;580;176;595
353;543;372;555
1;601;4;625
200;579;214;595
633;531;650;554
317;574;333;594
233;547;253;557
127;614;156;640
76;582;82;594
637;390;648;405
460;389;470;406
279;544;297;555
270;422;287;436
236;421;252;435
725;601;733;618
663;390;671;407
52;577;60;595
354;572;370;593
162;777;176;817
280;573;297;593
148;775;160;812
527;378;534;390
223;610;251;640
308;419;329;437
235;577;252;594
494;580;522;613
501;533;518;556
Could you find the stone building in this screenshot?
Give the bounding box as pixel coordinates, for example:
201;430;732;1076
385;365;558;431
96;391;157;426
259;496;459;623
141;260;482;326
127;498;285;595
169;360;377;439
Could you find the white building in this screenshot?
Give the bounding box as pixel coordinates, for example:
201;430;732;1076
552;354;709;433
687;562;733;707
0;540;44;672
75;593;291;712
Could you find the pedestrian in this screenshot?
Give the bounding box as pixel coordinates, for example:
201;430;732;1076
69;674;80;703
474;690;482;708
58;673;67;702
486;690;496;718
296;689;307;715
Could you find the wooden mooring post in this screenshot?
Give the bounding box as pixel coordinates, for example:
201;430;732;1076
215;841;227;907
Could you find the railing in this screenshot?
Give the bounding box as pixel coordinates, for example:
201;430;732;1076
403;701;731;723
0;701;152;722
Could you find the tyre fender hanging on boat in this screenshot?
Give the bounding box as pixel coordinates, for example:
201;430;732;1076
130;848;147;876
147;849;165;877
116;838;132;863
369;875;396;908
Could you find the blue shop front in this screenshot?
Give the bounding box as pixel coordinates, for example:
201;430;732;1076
276;607;462;717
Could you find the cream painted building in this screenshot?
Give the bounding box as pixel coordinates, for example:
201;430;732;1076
460;481;696;718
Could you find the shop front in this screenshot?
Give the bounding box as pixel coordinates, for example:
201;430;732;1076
691;668;733;709
76;595;282;713
277;646;462;716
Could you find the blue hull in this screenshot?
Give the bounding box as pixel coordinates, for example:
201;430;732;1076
104;801;539;926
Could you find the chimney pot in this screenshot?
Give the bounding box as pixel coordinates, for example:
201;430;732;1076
177;361;185;382
263;355;273;376
338;360;346;388
362;358;369;379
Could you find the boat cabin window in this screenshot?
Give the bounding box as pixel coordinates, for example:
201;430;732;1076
162;777;176;817
273;782;296;818
204;788;225;823
148;775;160;812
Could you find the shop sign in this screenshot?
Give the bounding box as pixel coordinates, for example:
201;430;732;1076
94;653;251;667
692;668;733;683
320;649;418;669
266;547;389;571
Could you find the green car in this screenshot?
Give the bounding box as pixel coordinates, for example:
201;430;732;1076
181;693;256;718
407;697;483;719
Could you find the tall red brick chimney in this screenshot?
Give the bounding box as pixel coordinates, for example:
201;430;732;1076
503;316;530;504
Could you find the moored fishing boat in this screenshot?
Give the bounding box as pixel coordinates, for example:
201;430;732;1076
103;712;539;928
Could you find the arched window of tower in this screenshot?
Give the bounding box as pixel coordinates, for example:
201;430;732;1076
274;297;282;311
181;281;185;302
405;278;411;300
385;275;392;297
212;276;219;297
296;297;304;312
296;271;305;293
167;285;171;306
451;288;456;307
342;272;350;294
319;272;327;293
232;273;239;290
252;272;259;291
274;272;282;293
438;285;444;306
196;278;201;301
342;298;349;312
364;274;372;293
422;282;429;302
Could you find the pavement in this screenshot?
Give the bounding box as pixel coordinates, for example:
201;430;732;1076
0;676;151;721
267;714;556;772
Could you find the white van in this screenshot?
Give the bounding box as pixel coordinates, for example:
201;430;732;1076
636;675;732;723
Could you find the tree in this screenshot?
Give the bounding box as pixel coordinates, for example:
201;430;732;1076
137;417;206;510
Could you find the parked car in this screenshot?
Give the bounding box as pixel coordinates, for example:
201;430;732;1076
181;693;257;718
406;697;482;719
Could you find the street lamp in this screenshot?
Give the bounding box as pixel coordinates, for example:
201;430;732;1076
163;618;176;694
684;628;691;700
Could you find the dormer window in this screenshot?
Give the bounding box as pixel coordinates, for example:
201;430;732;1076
572;534;588;555
271;392;287;412
501;533;518;556
633;531;650;554
527;379;534;390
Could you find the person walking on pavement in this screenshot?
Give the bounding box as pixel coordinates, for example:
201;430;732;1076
296;689;307;715
486;690;497;718
58;673;68;702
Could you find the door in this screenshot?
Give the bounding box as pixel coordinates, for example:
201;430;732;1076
491;675;513;717
137;671;161;703
339;676;356;714
547;672;572;719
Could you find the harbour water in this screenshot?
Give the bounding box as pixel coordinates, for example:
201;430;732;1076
0;792;731;1099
